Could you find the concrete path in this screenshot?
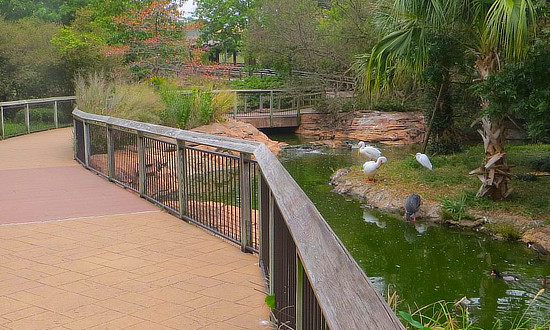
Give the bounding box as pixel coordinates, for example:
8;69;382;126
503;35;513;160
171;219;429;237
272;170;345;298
0;129;270;329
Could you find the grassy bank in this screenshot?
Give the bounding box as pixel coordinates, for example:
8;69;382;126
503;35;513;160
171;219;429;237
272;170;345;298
348;144;550;223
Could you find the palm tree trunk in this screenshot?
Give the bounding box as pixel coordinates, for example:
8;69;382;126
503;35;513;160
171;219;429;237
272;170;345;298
470;52;512;200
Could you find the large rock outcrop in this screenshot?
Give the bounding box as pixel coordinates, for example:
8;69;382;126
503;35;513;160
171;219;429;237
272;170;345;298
297;111;425;145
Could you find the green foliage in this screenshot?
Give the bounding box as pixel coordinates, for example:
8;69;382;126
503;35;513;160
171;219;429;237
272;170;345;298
195;0;256;56
529;156;550;172
0;17;71;100
265;295;276;309
485;223;522;241
75;73;164;124
230;75;284;90
0;0;91;24
13;108;69;124
474;39;550;141
440;195;474;221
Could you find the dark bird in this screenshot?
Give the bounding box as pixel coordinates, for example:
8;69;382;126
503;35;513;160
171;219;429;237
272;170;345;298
542;276;550;288
490;269;519;281
404;194;421;221
527;241;548;255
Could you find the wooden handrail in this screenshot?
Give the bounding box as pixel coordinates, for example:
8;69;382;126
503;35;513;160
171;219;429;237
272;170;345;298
0;96;76;107
72;108;404;329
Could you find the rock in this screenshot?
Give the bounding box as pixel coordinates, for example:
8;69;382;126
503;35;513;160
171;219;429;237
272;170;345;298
330;168;441;220
192;118;287;155
296;111;425;145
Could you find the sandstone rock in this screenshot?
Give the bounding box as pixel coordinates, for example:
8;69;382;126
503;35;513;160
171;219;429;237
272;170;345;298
193;118;286;155
296;111;425;145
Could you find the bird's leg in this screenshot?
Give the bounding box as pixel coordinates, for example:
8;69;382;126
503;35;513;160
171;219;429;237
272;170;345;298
413;215;416;222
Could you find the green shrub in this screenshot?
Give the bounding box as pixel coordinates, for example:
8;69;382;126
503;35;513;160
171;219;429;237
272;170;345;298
440;195;474;221
516;173;538;181
230;75;285;90
530;156;550;172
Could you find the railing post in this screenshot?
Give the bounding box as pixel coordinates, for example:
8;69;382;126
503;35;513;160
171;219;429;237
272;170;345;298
137;132;146;196
269;192;275;295
176;139;188;219
233;92;238;119
269;91;274;127
244;94;248;114
259;94;263;112
239;152;252;252
54;101;59;128
72;118;77;160
296;256;304;330
83;121;90;167
25;103;30;134
107;125;115;180
0;106;4;138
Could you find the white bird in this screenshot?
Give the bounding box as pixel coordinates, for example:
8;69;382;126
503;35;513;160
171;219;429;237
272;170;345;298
415;153;433;170
362;156;387;183
357;141;382;160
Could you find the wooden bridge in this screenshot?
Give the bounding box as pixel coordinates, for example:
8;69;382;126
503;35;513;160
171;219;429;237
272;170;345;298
0;97;404;329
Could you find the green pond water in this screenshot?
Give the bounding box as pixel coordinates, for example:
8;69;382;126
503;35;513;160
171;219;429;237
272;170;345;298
269;132;550;329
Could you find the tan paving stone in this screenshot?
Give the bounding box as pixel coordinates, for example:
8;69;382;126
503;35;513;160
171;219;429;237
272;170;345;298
4;310;72;330
161;314;214;329
0;129;268;328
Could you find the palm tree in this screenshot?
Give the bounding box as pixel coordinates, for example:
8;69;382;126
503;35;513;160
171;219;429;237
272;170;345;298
357;0;537;200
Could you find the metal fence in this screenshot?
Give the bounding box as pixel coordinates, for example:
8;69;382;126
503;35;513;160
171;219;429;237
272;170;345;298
231;89;324;119
0;96;76;139
72;109;404;330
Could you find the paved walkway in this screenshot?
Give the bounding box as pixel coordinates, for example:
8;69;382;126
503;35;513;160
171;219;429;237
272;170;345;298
0;129;270;329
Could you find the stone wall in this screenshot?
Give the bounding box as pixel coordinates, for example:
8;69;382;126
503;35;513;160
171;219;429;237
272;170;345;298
296;111;426;145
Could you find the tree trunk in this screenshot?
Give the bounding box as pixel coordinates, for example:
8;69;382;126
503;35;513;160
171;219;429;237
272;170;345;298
470;52;512;200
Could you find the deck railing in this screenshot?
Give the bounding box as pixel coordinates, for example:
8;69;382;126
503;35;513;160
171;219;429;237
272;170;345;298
73;108;404;329
230;89;324;120
0;96;76;139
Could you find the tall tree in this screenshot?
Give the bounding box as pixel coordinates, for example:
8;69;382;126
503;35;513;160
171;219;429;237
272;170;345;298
110;0;191;78
358;0;537;200
194;0;256;64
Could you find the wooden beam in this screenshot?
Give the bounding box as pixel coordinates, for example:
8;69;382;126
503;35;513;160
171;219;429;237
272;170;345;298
239;152;252;252
54;101;59;128
176;139;189;219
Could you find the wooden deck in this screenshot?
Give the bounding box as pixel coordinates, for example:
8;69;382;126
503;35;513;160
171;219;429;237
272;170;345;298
0;128;270;329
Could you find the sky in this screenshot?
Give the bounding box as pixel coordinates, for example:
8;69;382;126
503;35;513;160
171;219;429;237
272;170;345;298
180;0;197;17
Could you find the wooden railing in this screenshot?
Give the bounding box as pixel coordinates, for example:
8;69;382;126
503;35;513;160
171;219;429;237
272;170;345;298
0;96;76;139
72;109;404;329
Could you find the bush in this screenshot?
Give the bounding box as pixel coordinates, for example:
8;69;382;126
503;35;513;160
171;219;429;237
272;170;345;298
440;195;474;221
530;156;550;172
485;223;522;241
230;75;285;90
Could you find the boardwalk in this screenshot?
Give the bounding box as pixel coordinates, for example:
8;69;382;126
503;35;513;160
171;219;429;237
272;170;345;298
0;128;270;329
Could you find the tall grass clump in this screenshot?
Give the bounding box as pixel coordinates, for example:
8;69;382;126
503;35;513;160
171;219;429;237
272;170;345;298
75;73;164;124
160;84;235;129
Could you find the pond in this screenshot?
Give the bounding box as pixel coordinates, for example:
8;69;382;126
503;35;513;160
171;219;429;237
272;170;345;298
268;131;550;329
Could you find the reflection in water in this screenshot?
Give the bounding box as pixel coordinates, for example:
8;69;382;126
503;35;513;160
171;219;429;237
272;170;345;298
276;138;550;328
363;209;386;228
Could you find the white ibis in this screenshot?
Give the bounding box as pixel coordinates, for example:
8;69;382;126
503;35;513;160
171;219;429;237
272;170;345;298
415;152;433;170
362;157;387;183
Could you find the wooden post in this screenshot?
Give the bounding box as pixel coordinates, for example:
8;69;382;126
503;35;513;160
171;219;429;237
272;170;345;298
72;118;77;160
54;101;59;128
107;125;115;180
239;152;252;252
176;139;188;219
296;256;304;330
269;91;274;127
244;95;248;114
25;103;30;134
83;121;90;167
269;192;275;295
137;132;146;196
0;106;4;138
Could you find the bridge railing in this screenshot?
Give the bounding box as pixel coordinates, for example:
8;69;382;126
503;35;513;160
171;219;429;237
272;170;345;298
0;96;76;139
230;89;324;120
72;109;404;330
